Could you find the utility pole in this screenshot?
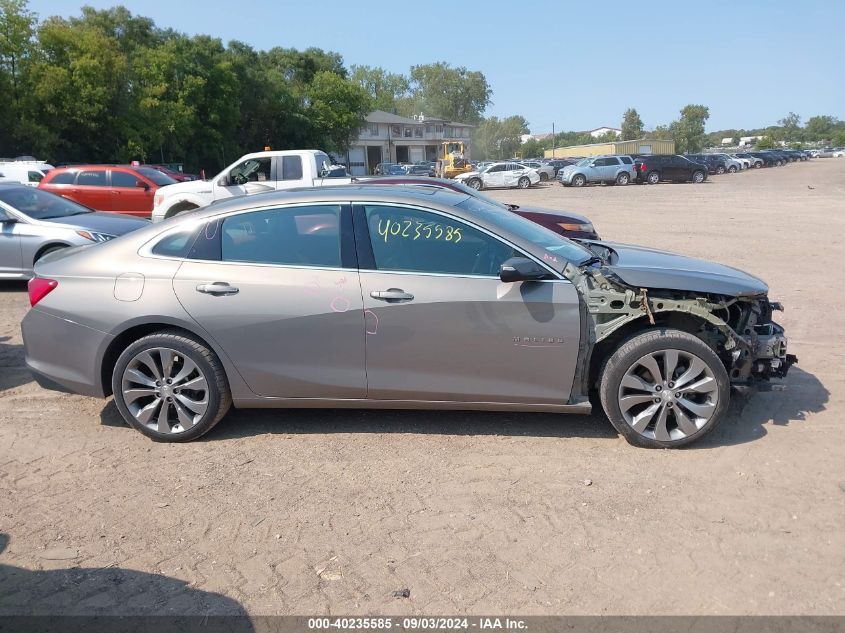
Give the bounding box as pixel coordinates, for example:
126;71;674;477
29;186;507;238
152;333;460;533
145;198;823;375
552;122;556;158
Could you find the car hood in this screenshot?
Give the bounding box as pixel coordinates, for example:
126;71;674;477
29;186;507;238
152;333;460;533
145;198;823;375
514;206;592;223
157;179;210;196
454;171;481;180
592;241;768;297
41;212;149;235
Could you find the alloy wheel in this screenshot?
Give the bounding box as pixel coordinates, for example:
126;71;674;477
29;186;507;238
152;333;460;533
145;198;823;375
617;349;719;442
121;347;209;434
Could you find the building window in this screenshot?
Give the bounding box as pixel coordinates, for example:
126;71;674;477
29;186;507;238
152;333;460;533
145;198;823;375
435;124;443;134
426;124;434;133
369;124;379;136
391;125;401;137
414;127;423;138
404;127;412;138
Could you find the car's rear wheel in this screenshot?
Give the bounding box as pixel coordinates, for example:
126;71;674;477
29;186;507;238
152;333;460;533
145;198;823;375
571;174;586;187
466;178;482;190
692;170;706;183
599;328;730;448
517;176;531;189
616;172;630;185
112;331;231;442
539;172;549;182
646;171;660;185
754;161;762;169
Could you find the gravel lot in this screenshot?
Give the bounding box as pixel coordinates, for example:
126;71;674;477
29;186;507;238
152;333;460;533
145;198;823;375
1;159;843;616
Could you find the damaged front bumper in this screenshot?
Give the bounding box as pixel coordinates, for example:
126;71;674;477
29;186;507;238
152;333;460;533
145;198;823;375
742;320;797;381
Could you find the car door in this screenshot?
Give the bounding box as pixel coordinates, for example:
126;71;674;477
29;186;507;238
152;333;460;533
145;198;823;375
171;203;367;399
109;169;154;216
212;156;275;201
0;205;23;275
483;164;505;188
72;169;112;211
355;203;581;405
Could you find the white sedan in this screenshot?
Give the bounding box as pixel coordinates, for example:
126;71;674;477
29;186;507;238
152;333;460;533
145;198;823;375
454;162;541;190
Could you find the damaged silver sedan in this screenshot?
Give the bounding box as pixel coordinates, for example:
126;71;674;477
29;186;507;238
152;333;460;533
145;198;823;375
21;186;794;447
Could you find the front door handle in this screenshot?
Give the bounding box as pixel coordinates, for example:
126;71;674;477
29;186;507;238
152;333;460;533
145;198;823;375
196;282;239;296
370;288;414;302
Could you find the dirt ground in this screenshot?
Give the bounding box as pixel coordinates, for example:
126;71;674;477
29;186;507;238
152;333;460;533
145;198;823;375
1;159;843;617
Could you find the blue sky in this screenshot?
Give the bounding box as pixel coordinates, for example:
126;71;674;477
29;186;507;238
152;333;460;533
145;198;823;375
27;0;845;134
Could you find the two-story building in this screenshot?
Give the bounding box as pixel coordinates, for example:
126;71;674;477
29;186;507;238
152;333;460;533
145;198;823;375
342;110;474;176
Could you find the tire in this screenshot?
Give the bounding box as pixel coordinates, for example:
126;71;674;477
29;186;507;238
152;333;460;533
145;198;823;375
692;170;706;183
466;178;483;190
598;328;730;448
716;165;726;175
615;172;630;185
571;174;587;187
646;171;660;185
517;176;531;189
112;330;232;442
728;165;737;173
539;172;549;182
34;244;68;264
754;161;762;169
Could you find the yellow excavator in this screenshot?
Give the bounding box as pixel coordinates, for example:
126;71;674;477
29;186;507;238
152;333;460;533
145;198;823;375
435;141;473;179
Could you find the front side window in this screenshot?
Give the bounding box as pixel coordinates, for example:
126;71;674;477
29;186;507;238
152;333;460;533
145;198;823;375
47;171;76;185
77;170;106;186
230;158;271;184
112;170;141;188
364;205;521;277
221;205;342;268
593;158;610;167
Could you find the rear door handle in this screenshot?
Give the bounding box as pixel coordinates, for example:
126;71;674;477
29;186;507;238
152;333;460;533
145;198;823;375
370;288;414;302
196;282;239;296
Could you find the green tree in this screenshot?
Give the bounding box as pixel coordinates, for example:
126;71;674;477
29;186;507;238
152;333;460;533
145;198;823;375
778;112;801;141
671;104;710;153
756;135;776;149
305;71;371;154
349;65;409;113
805;115;838;141
406;62;491;124
832;131;845;147
620;108;643;140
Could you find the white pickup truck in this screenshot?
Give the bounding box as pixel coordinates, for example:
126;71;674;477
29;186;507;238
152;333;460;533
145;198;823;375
151;149;352;222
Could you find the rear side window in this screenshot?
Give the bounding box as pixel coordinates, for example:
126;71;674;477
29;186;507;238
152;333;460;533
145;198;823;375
151;229;199;258
220;205;342;268
28;171;44;182
77;170;106;186
48;171;76;185
281;156;303;180
619;156;633;164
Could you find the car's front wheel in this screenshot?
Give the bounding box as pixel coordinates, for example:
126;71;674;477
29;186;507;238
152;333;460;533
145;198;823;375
692;170;706;183
728;165;737;173
112;330;231;442
517;176;531;189
571;174;587;187
466;178;483;190
539;172;549;182
716;165;726;174
599;328;730;448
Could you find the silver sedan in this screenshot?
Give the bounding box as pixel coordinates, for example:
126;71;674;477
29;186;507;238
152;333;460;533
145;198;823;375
21;186;793;448
0;184;149;279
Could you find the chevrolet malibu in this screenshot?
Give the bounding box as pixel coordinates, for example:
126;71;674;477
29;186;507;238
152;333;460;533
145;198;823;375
22;187;795;447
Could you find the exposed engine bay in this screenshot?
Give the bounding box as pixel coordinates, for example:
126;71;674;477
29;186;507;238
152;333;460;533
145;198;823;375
562;243;797;396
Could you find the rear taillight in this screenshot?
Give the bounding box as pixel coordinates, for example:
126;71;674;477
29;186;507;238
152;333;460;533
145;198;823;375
28;277;58;307
639;163;647;171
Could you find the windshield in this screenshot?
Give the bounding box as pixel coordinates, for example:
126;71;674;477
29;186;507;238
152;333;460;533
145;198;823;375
576;158;591;167
455;196;594;267
0;186;93;219
136;167;177;186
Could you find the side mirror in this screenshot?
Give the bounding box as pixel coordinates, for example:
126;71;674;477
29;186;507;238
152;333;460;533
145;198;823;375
136;180;150;190
499;257;551;283
0;212;17;224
